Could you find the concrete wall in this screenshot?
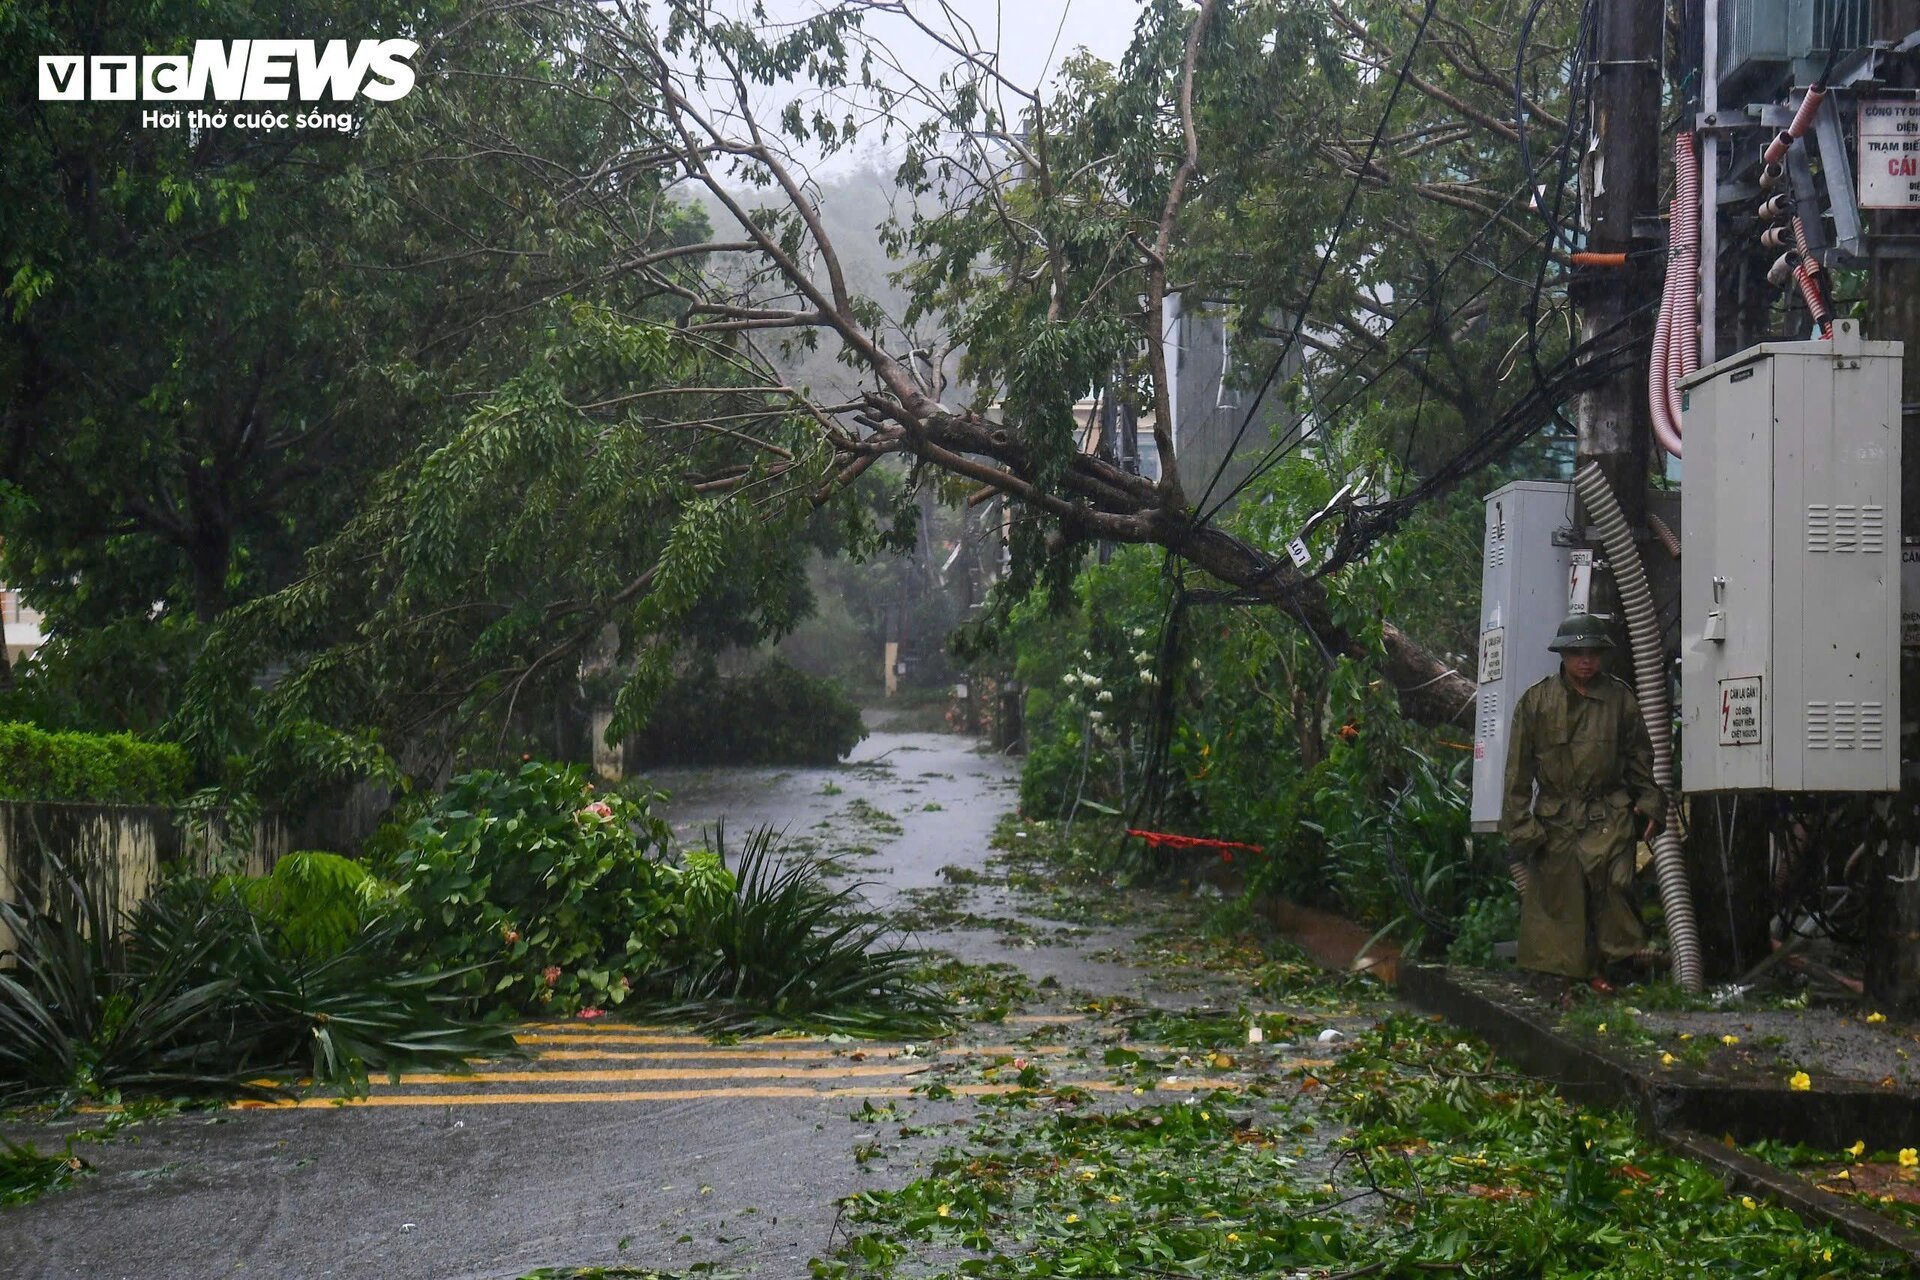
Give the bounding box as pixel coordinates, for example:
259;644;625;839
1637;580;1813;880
0;802;287;953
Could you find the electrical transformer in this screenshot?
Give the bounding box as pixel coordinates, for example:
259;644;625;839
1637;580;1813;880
1470;480;1574;832
1678;320;1902;793
1718;0;1869;97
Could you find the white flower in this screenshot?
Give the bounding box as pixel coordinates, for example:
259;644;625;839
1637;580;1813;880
1096;690;1113;702
1083;675;1102;690
1191;658;1203;671
1089;710;1105;723
1140;673;1158;687
1133;651;1150;664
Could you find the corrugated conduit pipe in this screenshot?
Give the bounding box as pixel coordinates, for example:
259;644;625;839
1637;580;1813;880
1671;134;1701;405
1572;461;1705;992
1649;134;1698;459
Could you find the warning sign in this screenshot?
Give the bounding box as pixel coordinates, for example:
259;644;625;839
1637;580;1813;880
1718;676;1763;746
1858;101;1920;209
1478;627;1505;684
1568;549;1593;614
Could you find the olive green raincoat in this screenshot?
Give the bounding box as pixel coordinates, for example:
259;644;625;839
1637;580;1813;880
1499;670;1665;979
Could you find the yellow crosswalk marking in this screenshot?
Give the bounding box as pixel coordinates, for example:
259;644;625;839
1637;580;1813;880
393;1064;936;1085
220;1016;1277;1110
530;1044;1069;1063
246;1080;1173;1109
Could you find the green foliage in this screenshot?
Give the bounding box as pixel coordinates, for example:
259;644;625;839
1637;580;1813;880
0;721;189;805
217;851;400;960
1005;459;1502;947
0;863;510;1106
626;659;867;767
0;871;238;1104
810;1002;1898;1278
1449;892;1522;968
649;824;951;1035
1;1135;83;1206
1;0;685;652
134;880;519;1098
384;761;690;1014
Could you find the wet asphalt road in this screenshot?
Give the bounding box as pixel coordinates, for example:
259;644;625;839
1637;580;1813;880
0;722;1181;1280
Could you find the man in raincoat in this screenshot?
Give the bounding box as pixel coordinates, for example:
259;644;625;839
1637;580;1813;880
1499;611;1665;983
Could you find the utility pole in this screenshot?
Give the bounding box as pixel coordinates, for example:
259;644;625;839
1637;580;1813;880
1865;0;1920;1009
1571;0;1662;535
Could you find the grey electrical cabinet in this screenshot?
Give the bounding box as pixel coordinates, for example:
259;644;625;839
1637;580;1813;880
1678;320;1902;793
1470;481;1574;832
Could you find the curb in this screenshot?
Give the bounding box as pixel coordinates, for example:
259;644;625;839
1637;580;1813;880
1397;964;1920;1264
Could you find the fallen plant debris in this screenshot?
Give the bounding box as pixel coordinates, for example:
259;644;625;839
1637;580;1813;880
1748;1137;1920;1234
807;990;1903;1277
0;1136;84;1208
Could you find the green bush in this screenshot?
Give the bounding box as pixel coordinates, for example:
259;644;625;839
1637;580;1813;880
0;863;511;1106
218;851;401;960
650;824;950;1035
1003;455;1508;947
384;761;697;1014
0;721;189;804
382;762;952;1031
625;658;866;767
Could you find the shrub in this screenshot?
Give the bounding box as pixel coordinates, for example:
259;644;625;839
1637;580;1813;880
0;721;189;805
0;863;510;1106
217;850;401;960
625;658;866;767
648;824;951;1035
384;761;694;1014
1001;456;1506;945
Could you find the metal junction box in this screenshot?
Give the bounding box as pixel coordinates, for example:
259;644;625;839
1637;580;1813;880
1678;320;1902;793
1470;481;1574;832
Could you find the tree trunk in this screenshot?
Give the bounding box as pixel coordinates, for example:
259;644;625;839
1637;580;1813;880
188;528;231;624
1169;517;1476;727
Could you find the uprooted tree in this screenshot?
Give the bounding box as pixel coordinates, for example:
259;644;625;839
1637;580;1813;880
178;0;1614;788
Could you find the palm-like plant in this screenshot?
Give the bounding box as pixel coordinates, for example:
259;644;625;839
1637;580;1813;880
651;824;952;1035
0;869;259;1104
0;864;514;1107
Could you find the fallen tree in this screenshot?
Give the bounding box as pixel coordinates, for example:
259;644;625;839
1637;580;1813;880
181;0;1611;784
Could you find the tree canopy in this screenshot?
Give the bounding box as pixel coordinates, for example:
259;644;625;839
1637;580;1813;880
4;0;1606;795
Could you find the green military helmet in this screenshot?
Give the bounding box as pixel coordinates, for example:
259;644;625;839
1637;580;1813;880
1547;611;1614;653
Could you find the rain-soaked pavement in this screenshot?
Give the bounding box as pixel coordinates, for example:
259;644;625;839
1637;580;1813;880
0;716;1277;1280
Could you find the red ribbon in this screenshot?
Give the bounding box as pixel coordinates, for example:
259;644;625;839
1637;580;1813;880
1126;828;1264;857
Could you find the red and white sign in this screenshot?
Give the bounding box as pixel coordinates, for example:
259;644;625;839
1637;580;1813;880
1718;676;1762;746
1858;101;1920;210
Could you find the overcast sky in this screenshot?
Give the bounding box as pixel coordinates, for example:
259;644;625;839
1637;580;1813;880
721;0;1143;174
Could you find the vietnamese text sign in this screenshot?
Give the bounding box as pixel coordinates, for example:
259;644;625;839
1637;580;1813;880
1478;627;1505;684
1718;676;1762;746
1859;100;1920;209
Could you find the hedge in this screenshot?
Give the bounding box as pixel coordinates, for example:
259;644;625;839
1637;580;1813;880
0;722;191;805
626;660;867;767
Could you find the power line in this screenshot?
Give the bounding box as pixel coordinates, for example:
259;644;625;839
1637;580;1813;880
1206;213;1559;514
1187;302;1650;607
1186;0;1442;526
